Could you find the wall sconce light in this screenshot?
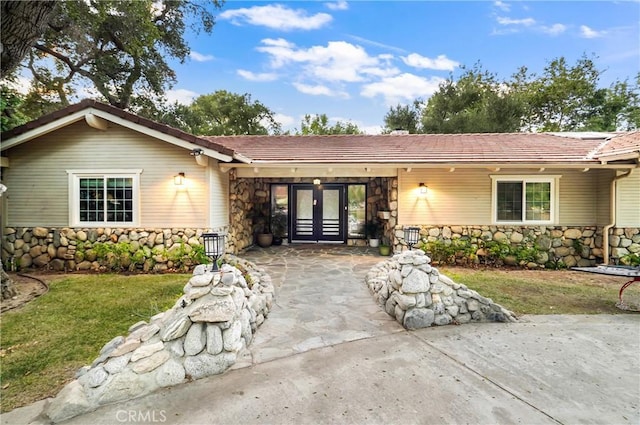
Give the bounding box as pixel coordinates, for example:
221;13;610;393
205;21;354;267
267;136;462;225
174;172;185;186
419;182;427;195
404;227;420;250
313;178;321;185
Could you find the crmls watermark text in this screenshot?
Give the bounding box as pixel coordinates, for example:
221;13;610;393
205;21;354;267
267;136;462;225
116;410;167;423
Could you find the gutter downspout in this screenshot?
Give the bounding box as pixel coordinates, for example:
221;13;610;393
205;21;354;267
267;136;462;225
602;169;633;265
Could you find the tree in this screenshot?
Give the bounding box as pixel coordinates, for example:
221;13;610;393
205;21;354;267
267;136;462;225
161;91;281;136
23;0;222;109
582;75;640;131
1;0;58;75
513;55;601;131
383;101;423;134
421;65;524;133
298;114;362;135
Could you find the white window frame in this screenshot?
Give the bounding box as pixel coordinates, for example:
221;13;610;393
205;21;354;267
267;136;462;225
490;175;561;225
67;169;142;227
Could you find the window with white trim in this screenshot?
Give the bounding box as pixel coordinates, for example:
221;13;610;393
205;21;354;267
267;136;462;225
491;175;559;224
68;170;141;226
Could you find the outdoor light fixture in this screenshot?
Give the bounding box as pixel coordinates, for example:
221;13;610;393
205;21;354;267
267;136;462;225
174;172;185;186
202;233;225;271
404;227;420;250
190;148;203;156
419;182;427;195
313;178;321;185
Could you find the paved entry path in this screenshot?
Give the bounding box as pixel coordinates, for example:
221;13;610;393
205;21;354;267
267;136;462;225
236;245;403;366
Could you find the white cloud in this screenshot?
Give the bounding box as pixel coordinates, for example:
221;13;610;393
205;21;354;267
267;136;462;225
165;89;198;105
493;1;510;12
348;35;407;54
293;82;349;98
361;73;445;105
580;25;605;39
402;53;460;71
496;16;536;26
237;70;279;82
219;4;332;31
325;0;348;11
274;113;296;128
256;39;397;83
540;23;567;36
189;51;214;62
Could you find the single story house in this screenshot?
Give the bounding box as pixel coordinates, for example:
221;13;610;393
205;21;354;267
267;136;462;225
1;100;639;270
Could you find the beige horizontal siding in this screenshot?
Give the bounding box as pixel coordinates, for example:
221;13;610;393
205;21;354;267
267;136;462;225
209;162;229;229
398;169;492;225
4;121;212;228
617;171;640;227
595;169;613;226
398;168;602;226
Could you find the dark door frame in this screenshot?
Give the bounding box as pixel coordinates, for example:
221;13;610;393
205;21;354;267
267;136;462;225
290;183;346;243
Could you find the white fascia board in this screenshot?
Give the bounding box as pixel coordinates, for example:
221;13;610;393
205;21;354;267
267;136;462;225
1;110;88;151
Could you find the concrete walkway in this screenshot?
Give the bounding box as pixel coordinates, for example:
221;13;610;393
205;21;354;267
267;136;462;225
3;246;639;425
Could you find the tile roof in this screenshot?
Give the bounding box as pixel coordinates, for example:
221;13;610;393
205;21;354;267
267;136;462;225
205;133;610;165
594;131;640;159
3;100;638;166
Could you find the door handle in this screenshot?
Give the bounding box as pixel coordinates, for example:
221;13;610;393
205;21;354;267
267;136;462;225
313;199;317;206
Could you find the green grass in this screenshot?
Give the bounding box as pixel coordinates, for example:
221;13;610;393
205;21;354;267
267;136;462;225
0;273;187;413
439;267;640;315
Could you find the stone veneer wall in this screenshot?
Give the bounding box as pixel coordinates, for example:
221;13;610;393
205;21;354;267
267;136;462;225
228;175;392;250
392;225;640;267
44;256;274;423
1;227;228;272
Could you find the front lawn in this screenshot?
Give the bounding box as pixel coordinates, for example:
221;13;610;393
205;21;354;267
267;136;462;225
0;273;186;413
440;266;639;315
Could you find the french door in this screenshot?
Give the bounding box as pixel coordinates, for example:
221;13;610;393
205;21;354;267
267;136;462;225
290;184;345;242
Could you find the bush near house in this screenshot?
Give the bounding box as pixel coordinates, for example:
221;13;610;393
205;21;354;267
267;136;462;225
419;237;564;269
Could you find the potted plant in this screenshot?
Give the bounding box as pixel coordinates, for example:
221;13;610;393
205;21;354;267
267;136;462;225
271;207;288;246
379;236;392;256
252;206;273;247
365;220;381;248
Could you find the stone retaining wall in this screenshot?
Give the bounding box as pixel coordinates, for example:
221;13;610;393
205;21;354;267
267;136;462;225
2;227;228;272
392;225;640;267
44;256;274;423
366;250;516;328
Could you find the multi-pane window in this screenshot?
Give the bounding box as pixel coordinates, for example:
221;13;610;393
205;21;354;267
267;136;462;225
493;176;557;224
79;177;133;222
69;171;140;226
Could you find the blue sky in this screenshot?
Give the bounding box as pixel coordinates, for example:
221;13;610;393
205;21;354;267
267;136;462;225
167;1;639;134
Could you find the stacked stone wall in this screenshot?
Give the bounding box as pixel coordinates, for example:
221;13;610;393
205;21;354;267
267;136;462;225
2;227;228;272
366;250;516;328
392;225;639;268
44;256;274;423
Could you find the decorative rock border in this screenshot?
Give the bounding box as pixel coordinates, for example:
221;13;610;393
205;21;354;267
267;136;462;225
366;250;516;328
44;256;274;423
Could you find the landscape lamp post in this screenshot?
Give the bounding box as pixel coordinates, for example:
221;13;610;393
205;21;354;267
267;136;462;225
404;227;420;250
202;233;225;271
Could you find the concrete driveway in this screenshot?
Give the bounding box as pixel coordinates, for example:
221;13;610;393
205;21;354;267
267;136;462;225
4;246;639;425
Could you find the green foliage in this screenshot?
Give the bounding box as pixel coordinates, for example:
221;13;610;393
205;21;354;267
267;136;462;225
421;239;475;265
22;0;223;110
383;101;423;134
85;241;207;272
620;252;640;267
421;64;525;133
298;113;362;135
160;91;281;135
0;84;29;132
